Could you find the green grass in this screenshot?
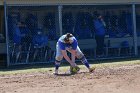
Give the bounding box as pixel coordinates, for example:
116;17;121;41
92;59;140;68
0;59;140;75
0;68;51;75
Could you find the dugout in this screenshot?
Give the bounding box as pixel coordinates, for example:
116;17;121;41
1;0;140;67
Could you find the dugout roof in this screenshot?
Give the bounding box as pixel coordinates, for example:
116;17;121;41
4;0;140;5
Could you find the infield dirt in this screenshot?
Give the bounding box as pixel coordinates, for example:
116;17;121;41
0;64;140;93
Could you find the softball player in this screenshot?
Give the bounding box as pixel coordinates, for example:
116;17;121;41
54;33;95;75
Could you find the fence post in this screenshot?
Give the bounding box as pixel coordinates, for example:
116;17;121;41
132;4;138;56
4;1;10;67
58;5;63;36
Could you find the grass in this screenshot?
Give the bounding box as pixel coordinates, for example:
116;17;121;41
0;58;140;75
92;59;140;68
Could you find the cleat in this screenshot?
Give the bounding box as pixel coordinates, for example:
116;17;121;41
89;67;95;73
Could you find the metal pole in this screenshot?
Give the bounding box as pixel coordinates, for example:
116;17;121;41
58;5;63;36
4;0;10;67
132;4;138;56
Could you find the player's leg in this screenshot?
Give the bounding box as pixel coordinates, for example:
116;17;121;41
54;56;63;75
54;44;79;74
54;43;63;75
76;46;95;72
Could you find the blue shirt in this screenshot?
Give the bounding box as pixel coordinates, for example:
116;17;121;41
94;19;105;35
13;25;21;44
19;26;29;37
32;34;48;47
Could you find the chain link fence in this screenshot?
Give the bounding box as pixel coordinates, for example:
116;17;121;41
6;4;136;65
7;6;58;65
62;5;135;59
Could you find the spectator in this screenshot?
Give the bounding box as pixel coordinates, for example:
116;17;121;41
93;14;106;57
32;30;50;61
13;23;22;47
18;22;31;44
32;29;48;48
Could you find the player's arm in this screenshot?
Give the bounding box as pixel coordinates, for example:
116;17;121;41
61;50;74;65
58;42;71;63
71;39;78;63
71;50;76;63
59;41;75;66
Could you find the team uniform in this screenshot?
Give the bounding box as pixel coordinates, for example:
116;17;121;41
56;35;83;61
54;34;95;75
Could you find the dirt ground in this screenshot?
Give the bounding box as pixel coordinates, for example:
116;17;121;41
0;64;140;93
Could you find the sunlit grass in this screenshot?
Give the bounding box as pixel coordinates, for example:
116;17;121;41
0;59;140;75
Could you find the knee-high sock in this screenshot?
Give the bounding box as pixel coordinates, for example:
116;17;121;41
80;56;90;68
55;60;61;70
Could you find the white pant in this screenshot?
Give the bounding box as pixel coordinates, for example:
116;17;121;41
55;42;84;61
